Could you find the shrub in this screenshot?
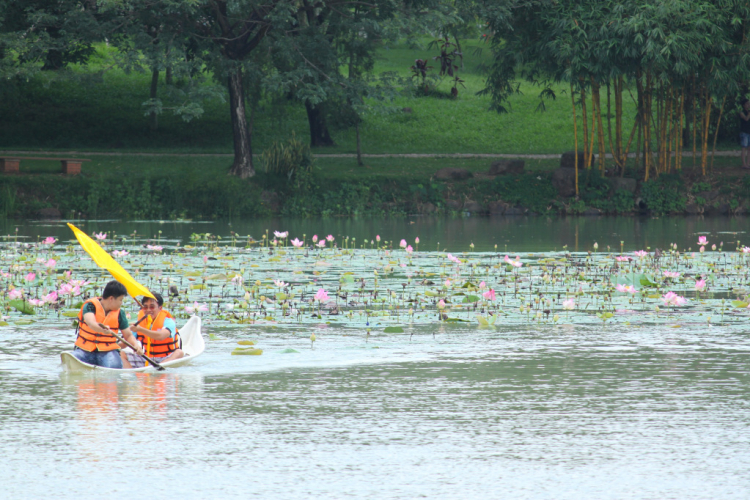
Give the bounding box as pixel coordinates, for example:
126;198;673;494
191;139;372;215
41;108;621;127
262;133;314;182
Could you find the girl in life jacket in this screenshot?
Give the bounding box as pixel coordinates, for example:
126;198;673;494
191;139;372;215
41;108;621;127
121;292;184;369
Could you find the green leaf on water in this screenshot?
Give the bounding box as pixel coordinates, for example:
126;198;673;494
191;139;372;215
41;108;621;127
0;321;8;326
639;276;657;288
383;326;404;333
279;348;299;353
339;274;355;283
425;290;440;297
444;317;470;322
62;310;79;317
9;299;35;315
184;270;202;277
190;284;206;290
209;333;220;340
462;295;480;303
238;340;256;345
14;320;34;325
231;348;263;355
731;300;749;308
275;292;287;301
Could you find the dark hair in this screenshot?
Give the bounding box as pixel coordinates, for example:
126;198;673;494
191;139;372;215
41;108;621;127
742;98;749;106
142;292;164;307
102;280;127;299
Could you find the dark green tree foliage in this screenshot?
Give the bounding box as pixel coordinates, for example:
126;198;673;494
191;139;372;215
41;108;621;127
482;0;750;183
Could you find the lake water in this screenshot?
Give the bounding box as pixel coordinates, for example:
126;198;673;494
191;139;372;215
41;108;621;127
2;216;750;499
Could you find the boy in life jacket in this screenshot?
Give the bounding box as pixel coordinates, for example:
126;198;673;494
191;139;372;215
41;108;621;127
121;292;184;369
73;280;144;369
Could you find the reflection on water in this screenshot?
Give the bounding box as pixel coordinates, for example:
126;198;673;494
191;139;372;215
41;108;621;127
2;215;748;252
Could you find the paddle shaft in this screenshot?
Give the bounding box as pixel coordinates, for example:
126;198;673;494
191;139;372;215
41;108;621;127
97;322;165;371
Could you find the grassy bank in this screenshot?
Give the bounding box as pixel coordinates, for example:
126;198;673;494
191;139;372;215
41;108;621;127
2;154;749;219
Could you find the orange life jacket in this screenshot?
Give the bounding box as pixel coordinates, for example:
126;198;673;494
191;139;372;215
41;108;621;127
75;298;121;352
136;309;180;358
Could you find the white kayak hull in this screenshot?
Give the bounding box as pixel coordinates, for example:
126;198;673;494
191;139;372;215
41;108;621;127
60;316;205;373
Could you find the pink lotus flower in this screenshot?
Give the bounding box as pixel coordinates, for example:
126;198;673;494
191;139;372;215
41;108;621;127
504;255;522;268
274;280;288;287
28;298;44;306
437;299;446;309
479;281;486;289
400;239;407;248
741;246;750;254
483;288;496;301
697;236;708;246
415;237;420;244
316;240;326;248
185;302;208;314
274;231;288;239
695;279;706;292
447;253;460;264
42;237;56;245
444;279;451;287
326;235;334;242
42;291;58;303
231;275;243;285
312;235;318;243
146;245;163;252
314;288;329;302
45;259;56;268
662;291;687;307
711;244;716;251
616;284;637;294
663;271;680;279
633;250;648;258
24;272;36;282
405;245;413;254
291;238;303;248
8;289;23;300
562;299;575;310
94;232;107;241
112;250;129;257
376;235;381;242
615;256;632;262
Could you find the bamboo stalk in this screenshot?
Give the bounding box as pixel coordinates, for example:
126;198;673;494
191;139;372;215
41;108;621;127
701;86;713;176
571;81;579;197
710;95;727;171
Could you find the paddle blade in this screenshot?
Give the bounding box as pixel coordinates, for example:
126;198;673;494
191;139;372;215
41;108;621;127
68;223;154;300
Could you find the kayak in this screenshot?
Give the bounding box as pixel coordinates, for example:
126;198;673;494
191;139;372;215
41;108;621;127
60;316;205;373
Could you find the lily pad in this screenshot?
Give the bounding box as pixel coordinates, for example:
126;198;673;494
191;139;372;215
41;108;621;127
231;348;263;355
383;326;404;333
9;299;35;315
237;340;256;345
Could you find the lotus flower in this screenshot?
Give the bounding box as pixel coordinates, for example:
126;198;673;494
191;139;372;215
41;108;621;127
312;235;318;243
663;271;680;279
24;272;36;282
274;231;288;239
28;299;44;306
695;279;706;292
415;237;420;244
94;232;107;241
634;250;648;258
376;235;381;242
45;259;56;268
314;288;328;302
562;299;575;310
662;291;687;307
400;239;407;248
326;235;334;242
42;237;56;245
42;291;58;303
291;238;303;248
185;302;208;314
317;240;326;248
615;284;636;294
405;245;413;254
697;236;708;246
146;245;163;252
483;288;496;301
112;250;129;257
274;280;288;287
8;289;23;300
231;275;243;285
615;256;632;262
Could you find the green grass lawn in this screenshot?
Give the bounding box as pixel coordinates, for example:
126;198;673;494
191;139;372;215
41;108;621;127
0;40;645;155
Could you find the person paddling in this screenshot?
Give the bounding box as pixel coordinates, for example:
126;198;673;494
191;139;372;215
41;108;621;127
73;280;143;369
121;292;183;369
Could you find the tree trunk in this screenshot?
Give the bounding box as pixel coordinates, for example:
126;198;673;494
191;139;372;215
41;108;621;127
150;68;159;131
355;120;363;166
305;102;335;147
227;70;255;178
